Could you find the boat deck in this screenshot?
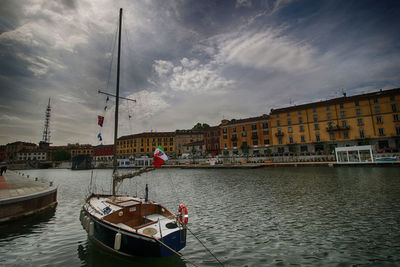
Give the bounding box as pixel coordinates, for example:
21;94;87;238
86;196;181;239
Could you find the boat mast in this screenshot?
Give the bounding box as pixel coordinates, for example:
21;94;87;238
112;8;123;196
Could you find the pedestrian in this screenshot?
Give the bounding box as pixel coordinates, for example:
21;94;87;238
0;166;6;175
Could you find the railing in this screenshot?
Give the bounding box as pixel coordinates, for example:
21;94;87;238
275;132;284;137
326;125;350;131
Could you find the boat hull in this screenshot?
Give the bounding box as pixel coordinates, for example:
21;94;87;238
81;210;187;257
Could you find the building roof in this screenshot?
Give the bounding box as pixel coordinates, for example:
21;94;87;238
220;114;269;127
118;132;175;140
270;88;400;114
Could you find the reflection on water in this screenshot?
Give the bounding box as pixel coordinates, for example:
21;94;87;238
0;167;399;266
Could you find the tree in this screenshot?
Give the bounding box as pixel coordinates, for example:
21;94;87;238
192;123;210;130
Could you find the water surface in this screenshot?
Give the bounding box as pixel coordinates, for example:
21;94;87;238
1;167;399;266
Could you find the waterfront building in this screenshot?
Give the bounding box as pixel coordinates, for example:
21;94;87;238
17;149;47;161
220;114;271;156
203;126;221;156
269;88;400;155
6;141;38;163
175;130;204;157
70;144;93;158
93;144;113;162
117;132;175;158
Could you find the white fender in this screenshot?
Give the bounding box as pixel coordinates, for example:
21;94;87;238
89;221;94;236
114;232;122;250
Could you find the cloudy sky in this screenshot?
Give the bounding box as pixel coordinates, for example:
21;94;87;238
1;0;399;146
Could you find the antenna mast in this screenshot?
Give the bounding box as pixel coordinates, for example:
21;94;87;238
42;98;51;143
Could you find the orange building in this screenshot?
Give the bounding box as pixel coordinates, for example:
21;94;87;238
269;88;400;154
220;114;271;156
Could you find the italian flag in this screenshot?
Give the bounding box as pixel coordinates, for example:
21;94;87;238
152;146;168;168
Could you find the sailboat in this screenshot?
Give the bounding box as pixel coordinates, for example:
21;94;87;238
80;8;187;257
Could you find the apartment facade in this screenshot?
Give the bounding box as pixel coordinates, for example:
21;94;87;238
117;132;175;158
220;114;271;156
203;126;221;156
174;130;204;157
270;88;400;155
70;144;93;157
6;142;38;162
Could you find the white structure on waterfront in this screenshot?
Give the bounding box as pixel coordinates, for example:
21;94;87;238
18;150;47;161
335;145;374;163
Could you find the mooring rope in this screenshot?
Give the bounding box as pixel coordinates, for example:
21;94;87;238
187;226;225;266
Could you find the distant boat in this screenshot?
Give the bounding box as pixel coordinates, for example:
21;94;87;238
80;8;187;257
375;156;398;162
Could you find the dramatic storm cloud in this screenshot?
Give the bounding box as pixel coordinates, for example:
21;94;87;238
0;0;399;145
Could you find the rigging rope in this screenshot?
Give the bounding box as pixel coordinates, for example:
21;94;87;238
187;226;225;266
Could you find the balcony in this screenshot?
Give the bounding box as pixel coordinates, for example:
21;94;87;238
326;125;350;131
275;132;284;137
251;134;258;139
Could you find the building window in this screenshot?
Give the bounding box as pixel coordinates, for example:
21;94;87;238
301;135;305;142
378;128;385;136
396;126;400;136
288;127;293;133
342;120;347;127
375;106;380;114
313;115;318;122
316;133;320;142
233;142;237;147
326;105;330;111
314;124;319;130
392;104;398;112
233;127;236;132
328;121;333;128
330;133;335;140
252;124;257;130
278;137;282;144
223;128;227;133
355;100;359;106
394;114;399;121
276;114;280;118
288;119;292;125
374;97;378;103
253;140;258;146
223;135;227;139
344;131;349;139
299;125;304;132
360;129;365;139
341;111;346;118
287;112;291;117
242;132;247;137
313;107;316;113
263;130;269;135
356;109;361;116
327;113;331;120
264;139;270;145
262;123;268;129
357;118;363;125
390;95;395;101
340;103;344;109
277;120;280;126
299;117;303;123
289;136;293;144
298;110;302;115
242;126;246;131
376;116;383;124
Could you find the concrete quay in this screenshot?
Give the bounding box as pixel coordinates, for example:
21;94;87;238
0;171;57;223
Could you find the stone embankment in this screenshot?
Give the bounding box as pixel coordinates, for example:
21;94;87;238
0;171;57;223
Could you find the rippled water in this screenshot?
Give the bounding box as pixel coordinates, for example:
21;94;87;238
1;167;400;266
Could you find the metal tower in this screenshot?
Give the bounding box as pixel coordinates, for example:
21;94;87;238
42;98;51;143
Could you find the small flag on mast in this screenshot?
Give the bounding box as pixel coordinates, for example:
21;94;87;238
98;115;104;127
152;146;168;168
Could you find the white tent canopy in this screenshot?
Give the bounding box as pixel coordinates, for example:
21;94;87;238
335;145;374;163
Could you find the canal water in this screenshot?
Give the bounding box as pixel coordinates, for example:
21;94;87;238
1;167;400;266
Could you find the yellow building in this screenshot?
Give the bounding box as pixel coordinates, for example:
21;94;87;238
70;144;93;157
117;132;175;158
6;141;38;162
270;88;400;154
220;114;271;156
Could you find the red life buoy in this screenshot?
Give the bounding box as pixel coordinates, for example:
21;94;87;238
178;203;189;225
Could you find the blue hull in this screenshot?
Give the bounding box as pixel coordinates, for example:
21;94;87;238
85;212;186;257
